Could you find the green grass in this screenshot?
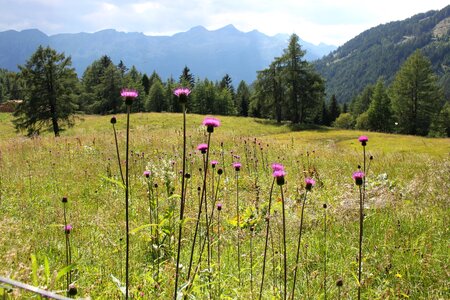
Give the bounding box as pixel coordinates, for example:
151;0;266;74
0;112;448;299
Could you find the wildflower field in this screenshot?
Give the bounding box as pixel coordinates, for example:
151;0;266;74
0;111;448;299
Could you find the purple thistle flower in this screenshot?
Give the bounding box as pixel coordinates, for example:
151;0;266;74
211;160;219;168
217;203;222;211
143;170;151;178
233;162;242;171
121;88;138;105
62;196;68;203
271;163;284;172
358;135;368;146
352;171;365;186
173;87;191;97
305;178;315;191
273;169;286;186
174;87;191;103
197;143;208;154
64;224;73;234
272;170;286;178
203;117;221;133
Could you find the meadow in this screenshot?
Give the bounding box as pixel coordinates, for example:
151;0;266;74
0;112;449;299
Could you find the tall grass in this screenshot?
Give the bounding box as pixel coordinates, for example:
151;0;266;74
0;112;448;299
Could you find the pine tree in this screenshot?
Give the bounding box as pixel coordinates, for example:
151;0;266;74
350;84;374;116
179;66;195;88
390;50;443;135
281;34;307;123
13;46;79;136
428;101;450;137
236;81;250;117
81;56;123;114
367;79;392;132
142;74;150;95
146;80;166;112
328;94;340;124
260;34;325;124
124;66;144;112
191;79;214;114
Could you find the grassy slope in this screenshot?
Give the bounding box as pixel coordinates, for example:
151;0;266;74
0;112;448;299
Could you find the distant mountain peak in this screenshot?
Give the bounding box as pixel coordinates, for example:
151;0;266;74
0;25;337;83
188;25;207;32
216;24;239;32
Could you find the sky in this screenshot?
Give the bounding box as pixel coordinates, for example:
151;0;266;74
0;0;448;46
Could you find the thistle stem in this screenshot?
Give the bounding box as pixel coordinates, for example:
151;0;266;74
358;185;363;300
217;208;221;298
112;123;125;185
125;105;130;300
236;170;242;285
280;186;287;300
250;228;254;298
63;202;69;292
323;204;327;300
186;134;213;296
291;190;308;300
259;178;275;300
362;146;366;207
174;103;187;300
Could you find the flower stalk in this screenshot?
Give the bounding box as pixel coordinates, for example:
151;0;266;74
119;88;138;300
353;169;365;300
174;87;190;300
291;178;315;299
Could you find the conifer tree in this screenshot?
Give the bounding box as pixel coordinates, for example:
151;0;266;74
236;80;250;117
81;56;130;114
142;74;150;95
367;79;392;132
179;66;195;88
390;50;443;135
146;79;166;112
328;94;340;124
428;101;450;137
350;84;374;116
13;46;79;136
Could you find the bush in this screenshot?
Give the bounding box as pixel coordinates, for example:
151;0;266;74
355;112;370;130
332;113;355;129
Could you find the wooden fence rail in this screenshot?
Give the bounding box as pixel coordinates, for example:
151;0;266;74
0;276;77;300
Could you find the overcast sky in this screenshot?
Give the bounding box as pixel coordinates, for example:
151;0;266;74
0;0;448;46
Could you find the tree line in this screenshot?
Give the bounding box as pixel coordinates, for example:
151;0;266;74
0;35;448;137
335;50;449;137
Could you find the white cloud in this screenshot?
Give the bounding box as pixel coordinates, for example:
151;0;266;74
0;0;448;45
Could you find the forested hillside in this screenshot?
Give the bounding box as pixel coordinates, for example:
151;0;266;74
314;5;450;103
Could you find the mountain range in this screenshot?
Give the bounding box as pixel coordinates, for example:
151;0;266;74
0;25;335;83
1;5;449;103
